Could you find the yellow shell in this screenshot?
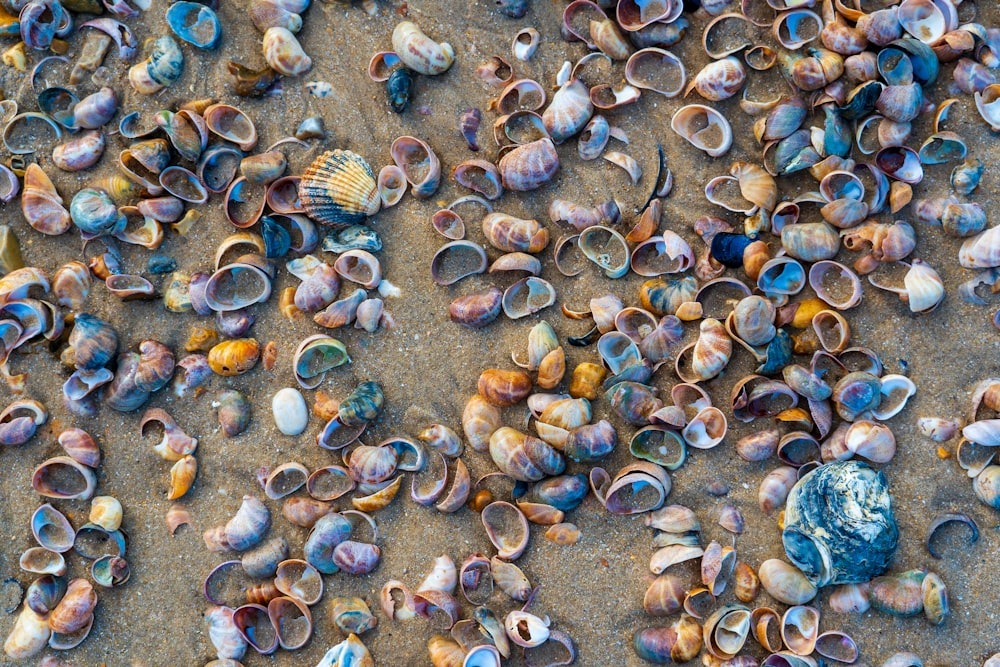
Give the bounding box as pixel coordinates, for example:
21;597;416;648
299;150;380;228
167;455;197;500
208;338;260;376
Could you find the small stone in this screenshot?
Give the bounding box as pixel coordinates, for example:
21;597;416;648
273;387;308;435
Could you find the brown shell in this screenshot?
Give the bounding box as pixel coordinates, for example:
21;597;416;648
298;150;380;228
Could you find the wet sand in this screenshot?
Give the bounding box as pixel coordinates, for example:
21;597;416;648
1;0;1000;665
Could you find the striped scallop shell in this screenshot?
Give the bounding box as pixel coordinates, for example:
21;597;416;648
299;150;381;228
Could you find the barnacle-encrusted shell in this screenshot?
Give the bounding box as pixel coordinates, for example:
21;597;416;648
782;460;898;587
299;150;381;228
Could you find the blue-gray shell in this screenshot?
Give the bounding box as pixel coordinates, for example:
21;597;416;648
782;460;898;587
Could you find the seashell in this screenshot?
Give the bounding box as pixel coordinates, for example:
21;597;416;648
783;460;897;586
129;36;184;95
205;606;248;660
299;150;380;228
686;57;745;102
167;1;222;49
315;633;373;667
375;165;408;208
391;21;454;75
270;388;307;436
942;202;987;238
623;48;685;98
644;574;685;616
633;615;702;664
758;559;816;605
921;571;948;625
282;497;333;528
208;339;261;376
489;427;565;482
391;135;440;199
333;250;381;289
48;578;96;635
780;605;819;657
331;597;377;635
450;288;503;328
563;420;616;462
577;114;610;161
262;27;311;76
3;605;50;659
499;138;560;191
86;495;122;534
869;569;926;617
251;0;302;33
52;130;105;172
671;105;732;157
303;512;352;574
204;104;257;152
21;164;70;236
755;96;808;142
337;381;384;426
463;395;501;451
332;541;381;575
781;222;840;263
225;495;271;553
482;212;549;253
30;503;74;553
20;547;67;576
828;582;870;614
167;455;197;500
32;456;96;500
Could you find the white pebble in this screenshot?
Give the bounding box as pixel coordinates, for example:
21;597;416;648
272;388;308;436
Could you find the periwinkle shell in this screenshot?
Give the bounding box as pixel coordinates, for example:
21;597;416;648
782;461;898;587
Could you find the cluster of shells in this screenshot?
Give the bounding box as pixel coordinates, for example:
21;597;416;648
0;405;127;659
0;0;999;663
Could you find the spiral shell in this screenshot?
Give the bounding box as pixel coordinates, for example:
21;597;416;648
21;164;70;236
299;150;380;228
391;21;454;75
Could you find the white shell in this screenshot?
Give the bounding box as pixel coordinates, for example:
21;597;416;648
391;21;454;75
272;387;308;435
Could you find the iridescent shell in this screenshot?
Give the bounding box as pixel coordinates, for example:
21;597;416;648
782;460;898;587
299;150;380;228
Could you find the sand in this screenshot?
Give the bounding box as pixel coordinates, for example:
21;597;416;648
1;0;999;665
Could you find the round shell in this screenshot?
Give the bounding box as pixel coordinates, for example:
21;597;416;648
298;150;381;228
782;460;898;587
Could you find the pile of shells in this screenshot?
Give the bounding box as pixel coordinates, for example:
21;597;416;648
380;553;576;667
201;495;381;659
2;416;128;660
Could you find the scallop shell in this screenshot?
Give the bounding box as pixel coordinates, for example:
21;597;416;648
298;150;381;228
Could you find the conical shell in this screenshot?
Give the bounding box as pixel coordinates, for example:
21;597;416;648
298;150;381;228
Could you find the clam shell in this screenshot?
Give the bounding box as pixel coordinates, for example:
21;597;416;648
299;150;380;228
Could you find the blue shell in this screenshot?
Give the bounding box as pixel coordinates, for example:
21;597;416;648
710;232;753;267
260;215;291;258
386;67;412;114
889;36;939;87
147;35;184;86
530;474;588;511
838;81;882;120
166;1;221;49
20;0;66;51
756;328;792;375
782;460;898;587
304;512;352;574
822;106;852;159
37;87;80;130
70;188;125;236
